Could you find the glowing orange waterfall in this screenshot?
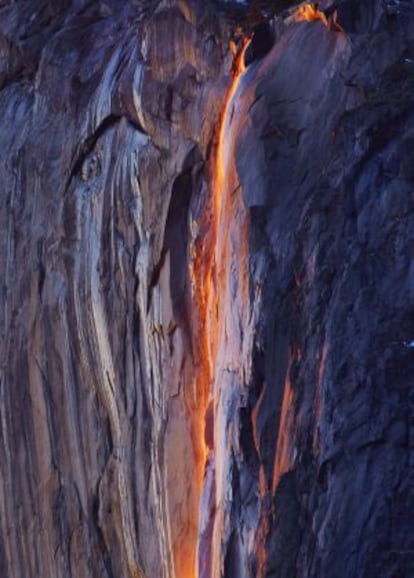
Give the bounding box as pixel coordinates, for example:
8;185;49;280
188;36;251;578
214;38;250;226
208;36;251;381
209;36;251;578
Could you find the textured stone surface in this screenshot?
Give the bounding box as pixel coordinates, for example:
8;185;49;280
0;1;413;578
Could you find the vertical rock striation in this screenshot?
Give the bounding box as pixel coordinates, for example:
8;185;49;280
0;2;224;576
0;1;413;578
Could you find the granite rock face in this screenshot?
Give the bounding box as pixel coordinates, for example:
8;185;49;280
0;1;413;578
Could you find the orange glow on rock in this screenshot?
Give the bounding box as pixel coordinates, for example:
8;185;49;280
256;465;270;578
272;366;296;495
293;2;329;27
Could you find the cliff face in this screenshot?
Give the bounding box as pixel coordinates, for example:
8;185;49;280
0;1;413;578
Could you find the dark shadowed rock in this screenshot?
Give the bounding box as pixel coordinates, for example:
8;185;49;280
245;21;275;65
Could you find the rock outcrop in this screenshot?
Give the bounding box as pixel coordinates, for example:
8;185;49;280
0;1;413;578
